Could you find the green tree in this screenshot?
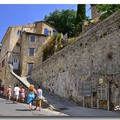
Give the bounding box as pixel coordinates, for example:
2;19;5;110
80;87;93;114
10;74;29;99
42;33;64;61
75;4;86;35
44;9;77;38
96;4;120;20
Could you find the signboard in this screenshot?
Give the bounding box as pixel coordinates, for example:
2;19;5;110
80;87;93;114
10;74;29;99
97;84;108;100
78;81;91;96
63;33;68;41
78;81;83;95
82;81;91;96
91;86;97;92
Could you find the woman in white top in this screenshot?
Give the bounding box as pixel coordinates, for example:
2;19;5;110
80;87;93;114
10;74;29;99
34;85;43;111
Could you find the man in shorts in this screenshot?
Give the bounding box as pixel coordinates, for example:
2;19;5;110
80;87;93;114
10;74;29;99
13;84;20;104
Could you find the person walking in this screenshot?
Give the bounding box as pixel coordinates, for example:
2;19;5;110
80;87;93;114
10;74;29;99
20;86;25;103
34;85;44;111
0;85;4;95
0;85;1;95
13;84;20;104
27;84;36;111
6;85;12;102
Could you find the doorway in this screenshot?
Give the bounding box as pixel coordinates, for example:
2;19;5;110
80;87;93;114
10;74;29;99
13;56;19;69
27;63;34;76
92;92;97;108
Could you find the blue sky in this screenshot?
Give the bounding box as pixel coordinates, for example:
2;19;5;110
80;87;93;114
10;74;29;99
0;4;91;42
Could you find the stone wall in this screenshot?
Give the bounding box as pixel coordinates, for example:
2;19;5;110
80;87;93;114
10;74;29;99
31;10;120;110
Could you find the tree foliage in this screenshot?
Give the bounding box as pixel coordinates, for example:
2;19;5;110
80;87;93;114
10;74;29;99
44;9;77;38
96;4;120;20
75;4;86;35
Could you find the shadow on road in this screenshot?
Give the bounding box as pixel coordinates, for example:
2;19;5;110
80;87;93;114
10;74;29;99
0;100;6;102
6;102;14;104
16;109;30;111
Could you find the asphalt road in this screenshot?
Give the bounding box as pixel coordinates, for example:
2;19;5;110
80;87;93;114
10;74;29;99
1;89;120;117
0;97;68;117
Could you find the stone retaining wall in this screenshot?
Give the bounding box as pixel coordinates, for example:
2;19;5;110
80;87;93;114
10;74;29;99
31;10;120;110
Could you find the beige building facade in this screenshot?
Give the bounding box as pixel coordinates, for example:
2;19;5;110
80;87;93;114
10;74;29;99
0;21;56;89
35;21;56;35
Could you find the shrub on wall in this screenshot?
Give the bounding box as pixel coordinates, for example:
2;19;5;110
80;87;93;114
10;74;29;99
42;33;64;61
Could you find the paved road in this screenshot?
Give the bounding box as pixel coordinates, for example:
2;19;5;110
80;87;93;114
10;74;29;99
43;89;120;117
0;97;68;117
1;93;120;117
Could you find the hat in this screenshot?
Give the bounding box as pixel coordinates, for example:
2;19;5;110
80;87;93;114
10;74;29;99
9;85;11;87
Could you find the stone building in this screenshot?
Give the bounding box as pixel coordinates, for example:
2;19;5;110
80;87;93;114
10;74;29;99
91;4;101;19
34;21;56;35
19;32;48;77
0;21;56;92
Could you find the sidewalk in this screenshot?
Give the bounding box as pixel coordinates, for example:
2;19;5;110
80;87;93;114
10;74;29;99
43;88;120;117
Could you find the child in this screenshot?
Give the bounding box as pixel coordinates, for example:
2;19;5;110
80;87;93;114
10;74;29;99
6;85;12;101
20;86;25;103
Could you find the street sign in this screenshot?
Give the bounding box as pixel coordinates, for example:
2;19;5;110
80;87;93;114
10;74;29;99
97;84;108;100
78;80;91;96
91;86;97;92
82;81;91;96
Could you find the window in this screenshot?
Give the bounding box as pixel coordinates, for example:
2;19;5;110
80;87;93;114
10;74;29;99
49;31;52;35
53;30;56;35
2;59;5;67
16;43;20;46
30;36;35;42
17;30;22;36
44;28;49;35
29;48;35;56
14;58;18;63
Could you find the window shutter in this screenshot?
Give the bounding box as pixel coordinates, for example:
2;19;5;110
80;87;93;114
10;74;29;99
17;30;22;36
30;36;35;42
44;28;49;35
53;30;56;35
